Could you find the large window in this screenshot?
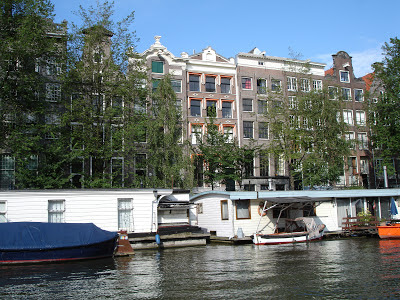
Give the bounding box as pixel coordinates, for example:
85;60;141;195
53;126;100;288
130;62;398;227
0;201;6;222
205;76;216;92
313;80;322;91
189;74;200;91
223;126;234;143
243;121;253;138
0;155;15;190
111;158;124;187
354;89;364;102
236;200;250;219
118;198;133;230
271;79;281;92
191;125;203;144
300;78;310;92
289;96;298;110
190;99;201;116
260;153;269;177
222;101;232;118
343;110;354;125
258;99;267;114
221;200;229;220
345;132;355;149
328;86;338;100
171;80;182;93
221;77;231;94
48;200;65;223
206;100;217;117
243;98;253;112
355;110;366;126
242;77;252;90
259;122;268;139
46;83;61;102
340;70;350;83
152;61;163;73
342;88;351;101
358;132;368;150
135;154;147;177
257;78;267;94
287;77;297;91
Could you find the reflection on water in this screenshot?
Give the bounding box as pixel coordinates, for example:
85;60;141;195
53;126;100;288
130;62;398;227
1;239;400;299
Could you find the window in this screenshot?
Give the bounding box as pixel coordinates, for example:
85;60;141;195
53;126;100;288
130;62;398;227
354;89;364;102
27;155;38;171
258;99;268;114
71;124;84;150
348;157;357;175
313;80;322;91
0;155;15;190
300;78;310;92
287;77;297;91
244;184;255;191
118;198;133;230
48;200;65;223
271;79;281;92
189;74;200;91
244;152;254;177
243;98;253;112
345;132;355;149
275;155;284;176
191;125;203;144
221;200;229;220
358;132;368;150
343;110;354;125
257;78;267;94
340;70;350;83
190;99;201;116
0;201;6;222
242;77;252;90
342;88;351;101
206;100;217;117
197;203;203;214
111;158;124;187
112;96;123;116
260;153;269;177
289;96;298;110
135;154;147;177
152;61;163;73
360;157;369;174
355;110;366;126
46;57;61;76
193;155;204;187
221;77;231;94
328;86;338;100
171;80;182;93
222;101;232;118
205;76;216;92
236;200;250;219
259;122;268;139
223;126;234;143
243;121;253;138
152;79;160;93
46;83;61;102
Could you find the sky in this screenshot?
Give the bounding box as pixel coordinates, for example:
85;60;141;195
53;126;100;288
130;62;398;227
51;0;400;77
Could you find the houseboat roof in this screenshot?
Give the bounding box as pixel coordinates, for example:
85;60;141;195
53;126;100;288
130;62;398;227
190;189;400;203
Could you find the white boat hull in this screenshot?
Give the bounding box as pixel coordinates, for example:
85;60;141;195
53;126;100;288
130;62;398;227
253;232;322;245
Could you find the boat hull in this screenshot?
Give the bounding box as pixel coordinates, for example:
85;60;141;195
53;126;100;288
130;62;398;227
253;232;317;245
377;224;400;239
0;237;118;264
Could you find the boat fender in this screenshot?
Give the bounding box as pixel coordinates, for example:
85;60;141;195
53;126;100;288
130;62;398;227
155;233;161;245
258;203;267;216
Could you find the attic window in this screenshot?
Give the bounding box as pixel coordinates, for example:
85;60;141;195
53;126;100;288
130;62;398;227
258;61;264;66
152;61;163;73
340;71;350;83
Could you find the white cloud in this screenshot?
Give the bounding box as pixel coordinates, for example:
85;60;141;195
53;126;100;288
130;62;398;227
313;45;384;77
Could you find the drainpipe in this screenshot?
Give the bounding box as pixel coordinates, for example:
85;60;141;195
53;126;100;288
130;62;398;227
384;166;389;188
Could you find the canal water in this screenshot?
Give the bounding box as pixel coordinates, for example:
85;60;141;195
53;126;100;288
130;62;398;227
1;238;400;299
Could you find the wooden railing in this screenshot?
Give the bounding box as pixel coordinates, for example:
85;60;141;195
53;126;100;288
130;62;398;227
342;216;380;233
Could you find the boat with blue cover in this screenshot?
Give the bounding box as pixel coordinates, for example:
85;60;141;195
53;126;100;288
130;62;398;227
0;222;118;264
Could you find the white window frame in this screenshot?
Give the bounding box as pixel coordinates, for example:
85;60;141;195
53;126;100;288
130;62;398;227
358;132;368;150
289;96;298;110
354;89;364;102
258;122;269;139
191;124;203;145
242;98;253;112
48;199;65;223
328;86;338;100
340;70;350;83
223;126;234;143
355;110;366;126
313;80;323;91
343;110;354;125
46;83;61;102
287;77;297;91
342;88;351;101
118;198;133;231
171;79;182;93
257;78;267;94
345;132;355;149
0;201;7;223
243;121;254;139
300;78;310;92
242;77;252;90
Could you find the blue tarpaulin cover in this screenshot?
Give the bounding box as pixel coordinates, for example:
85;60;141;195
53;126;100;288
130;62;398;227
0;222;118;250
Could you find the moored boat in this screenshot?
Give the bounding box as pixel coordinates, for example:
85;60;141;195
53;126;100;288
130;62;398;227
377;223;400;239
0;222;118;264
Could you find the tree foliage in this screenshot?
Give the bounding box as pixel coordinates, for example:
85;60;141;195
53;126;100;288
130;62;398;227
370;37;400;173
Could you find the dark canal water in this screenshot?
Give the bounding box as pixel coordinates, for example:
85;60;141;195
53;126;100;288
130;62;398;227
1;238;400;299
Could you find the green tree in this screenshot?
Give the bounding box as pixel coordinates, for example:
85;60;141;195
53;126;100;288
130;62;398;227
146;75;193;188
369;37;400;177
265;61;350;190
63;0;148;188
0;0;69;189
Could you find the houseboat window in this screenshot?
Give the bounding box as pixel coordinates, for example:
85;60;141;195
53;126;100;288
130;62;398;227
303;203;316;217
197;203;203;214
273;206;288;219
118;198;133;231
0;201;6;222
221;200;229;220
236;200;250;219
48;200;65;223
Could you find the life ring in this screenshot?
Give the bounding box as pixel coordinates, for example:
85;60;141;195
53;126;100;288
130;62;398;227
258;203;267;216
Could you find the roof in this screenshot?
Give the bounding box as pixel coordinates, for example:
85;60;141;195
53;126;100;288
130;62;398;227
325;68;334;76
190;189;400;203
362;72;375;91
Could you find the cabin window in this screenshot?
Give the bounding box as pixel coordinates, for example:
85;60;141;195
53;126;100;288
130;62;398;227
48;199;65;223
197;203;203;214
303;203;317;217
118;198;133;231
236;200;250;219
0;201;6;222
273;207;288;218
221;200;229;220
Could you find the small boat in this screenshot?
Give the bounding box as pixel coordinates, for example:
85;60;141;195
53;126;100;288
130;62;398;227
0;222;119;264
377;223;400;239
253;216;325;245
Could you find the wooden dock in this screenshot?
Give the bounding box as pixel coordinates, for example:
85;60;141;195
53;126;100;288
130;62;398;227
341;216;381;236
